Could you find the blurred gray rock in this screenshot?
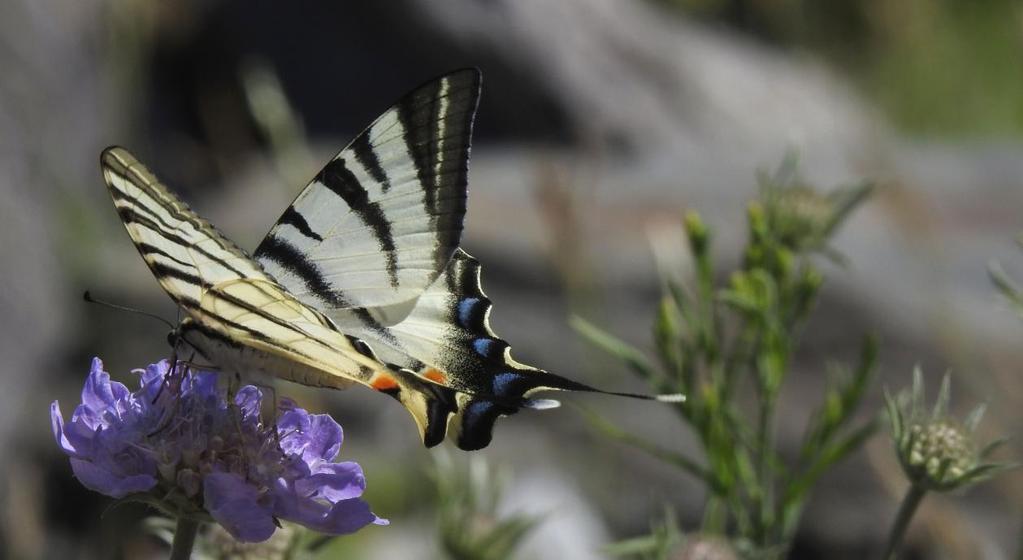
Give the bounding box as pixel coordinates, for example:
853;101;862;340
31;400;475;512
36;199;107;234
416;0;880;181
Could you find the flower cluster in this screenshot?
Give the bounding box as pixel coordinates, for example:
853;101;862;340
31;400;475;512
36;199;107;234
51;358;386;542
885;368;1014;492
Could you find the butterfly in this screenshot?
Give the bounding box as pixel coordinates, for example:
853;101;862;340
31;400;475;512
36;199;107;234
101;68;680;450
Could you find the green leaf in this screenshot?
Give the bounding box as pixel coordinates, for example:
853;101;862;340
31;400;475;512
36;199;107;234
572;404;719;493
570;316;660;382
604;509;682;560
883;387;904;442
800;335;879;463
978;436;1011;460
603;535;664;557
910;366;925;417
988;259;1023;314
960;462;1021;486
784;418;878;506
932;373;951;420
821;181;873;239
963;403;987;433
684;210;710;258
653;296;686;379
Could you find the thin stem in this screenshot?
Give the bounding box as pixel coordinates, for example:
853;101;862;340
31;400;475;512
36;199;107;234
701;495;725;534
883;483;927;560
754;395;776;545
170;517;200;560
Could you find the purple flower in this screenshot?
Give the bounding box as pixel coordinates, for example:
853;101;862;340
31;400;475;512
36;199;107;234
51;358;387;542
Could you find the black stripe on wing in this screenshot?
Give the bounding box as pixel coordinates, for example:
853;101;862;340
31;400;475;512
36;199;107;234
278;207;323;242
395;70;479;267
349;134;391;193
313;157;399;286
256;236;352;308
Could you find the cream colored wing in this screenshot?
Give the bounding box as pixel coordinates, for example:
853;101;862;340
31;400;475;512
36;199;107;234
101;147;270;312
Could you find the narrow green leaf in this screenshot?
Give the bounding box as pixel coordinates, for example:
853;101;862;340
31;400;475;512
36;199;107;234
961;462;1021;486
932;373;951;420
822;181;873;239
911;366;925;416
603;535;662;557
883;388;902;440
978;436;1011;459
988;260;1023;315
570;316;659;382
784;419;878;506
963;403;987;433
572;404;719;493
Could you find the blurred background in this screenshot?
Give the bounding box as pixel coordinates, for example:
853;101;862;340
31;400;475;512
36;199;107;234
3;0;1023;558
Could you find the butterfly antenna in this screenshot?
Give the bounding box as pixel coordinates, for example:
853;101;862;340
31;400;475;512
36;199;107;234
83;290;176;330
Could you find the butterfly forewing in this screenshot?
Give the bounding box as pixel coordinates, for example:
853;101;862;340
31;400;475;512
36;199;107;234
102;147;391;392
254;68;481;320
102;147;270;310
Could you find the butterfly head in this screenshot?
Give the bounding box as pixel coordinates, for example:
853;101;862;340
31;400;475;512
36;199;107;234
167;328;180;350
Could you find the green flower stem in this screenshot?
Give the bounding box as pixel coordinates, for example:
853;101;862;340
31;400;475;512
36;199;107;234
702;495;726;534
170;517;200;560
752;395;777;546
883;483;927;560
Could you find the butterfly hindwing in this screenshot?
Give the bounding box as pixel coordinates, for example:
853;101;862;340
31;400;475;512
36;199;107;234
335;249;601;450
254;68;482;322
187;279;471;446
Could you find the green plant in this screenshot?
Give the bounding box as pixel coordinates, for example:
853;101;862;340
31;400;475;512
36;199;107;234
432;450;541;560
574;157;874;557
882;369;1016;559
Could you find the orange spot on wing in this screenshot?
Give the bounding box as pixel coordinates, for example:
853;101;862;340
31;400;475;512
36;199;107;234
371;374;399;392
424;368;447;384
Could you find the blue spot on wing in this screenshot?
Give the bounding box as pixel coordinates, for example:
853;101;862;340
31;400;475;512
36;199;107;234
457;297;483;329
492;372;521;397
462;400;494;424
473;337;497;357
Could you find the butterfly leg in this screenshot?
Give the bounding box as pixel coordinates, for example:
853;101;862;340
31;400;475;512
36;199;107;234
267;384;281;449
147;359;192;437
151;344;182;405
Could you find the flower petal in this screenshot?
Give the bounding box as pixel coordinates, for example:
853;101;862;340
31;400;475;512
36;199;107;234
138;361;169;402
81;361;131;419
50;401;77;455
306;413;343;461
296;461;366;502
69;457;156;498
185;370;219;399
277;404;311;457
234;386;263;423
272;478;381;535
276;408;343;464
297;496;381;535
204;472;276;543
81;361;112;412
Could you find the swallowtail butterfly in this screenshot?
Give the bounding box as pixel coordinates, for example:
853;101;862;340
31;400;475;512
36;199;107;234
101;68;679;450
